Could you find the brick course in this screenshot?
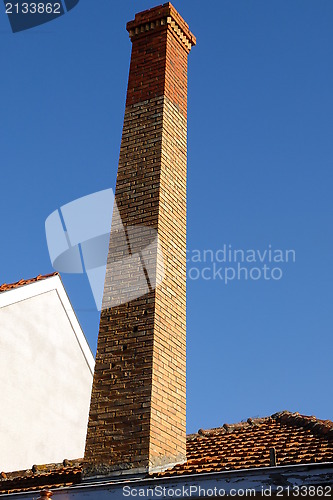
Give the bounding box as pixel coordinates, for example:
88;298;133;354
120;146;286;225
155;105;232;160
84;3;195;476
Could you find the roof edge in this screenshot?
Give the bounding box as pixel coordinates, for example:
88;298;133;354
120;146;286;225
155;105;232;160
0;273;59;293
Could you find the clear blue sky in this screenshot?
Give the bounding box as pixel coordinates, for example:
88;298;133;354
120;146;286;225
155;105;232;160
1;0;332;434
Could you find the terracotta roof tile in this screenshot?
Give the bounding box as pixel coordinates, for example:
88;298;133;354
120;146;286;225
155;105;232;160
0;273;59;293
1;413;332;494
0;461;82;494
156;411;333;477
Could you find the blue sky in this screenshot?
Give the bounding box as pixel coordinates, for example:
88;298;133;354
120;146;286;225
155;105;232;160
1;0;332;434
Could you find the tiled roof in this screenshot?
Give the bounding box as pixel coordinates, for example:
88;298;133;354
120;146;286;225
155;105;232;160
0;461;82;495
157;411;333;477
1;411;332;494
0;273;59;293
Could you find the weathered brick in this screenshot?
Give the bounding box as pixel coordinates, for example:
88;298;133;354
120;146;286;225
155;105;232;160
84;3;195;476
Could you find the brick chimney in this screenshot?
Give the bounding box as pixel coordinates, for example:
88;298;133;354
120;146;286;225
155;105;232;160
84;3;196;476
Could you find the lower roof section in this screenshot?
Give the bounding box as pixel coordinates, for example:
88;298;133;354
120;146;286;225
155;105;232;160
0;462;333;499
1;412;333;496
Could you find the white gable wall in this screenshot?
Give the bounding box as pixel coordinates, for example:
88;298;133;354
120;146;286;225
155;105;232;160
0;276;94;472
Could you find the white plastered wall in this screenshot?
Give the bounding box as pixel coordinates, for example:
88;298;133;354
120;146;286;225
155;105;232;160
0;275;94;472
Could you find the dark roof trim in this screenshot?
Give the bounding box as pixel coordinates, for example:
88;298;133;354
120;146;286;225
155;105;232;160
1;462;333;499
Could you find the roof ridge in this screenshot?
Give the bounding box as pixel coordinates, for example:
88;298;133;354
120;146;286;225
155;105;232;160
0;273;59;293
190;411;333;440
0;460;83;482
192;416;271;438
272;411;333;441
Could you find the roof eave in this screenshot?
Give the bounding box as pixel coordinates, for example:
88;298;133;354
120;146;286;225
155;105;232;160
2;462;333;498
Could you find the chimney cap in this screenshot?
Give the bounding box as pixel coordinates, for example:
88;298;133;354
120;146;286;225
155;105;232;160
126;3;196;49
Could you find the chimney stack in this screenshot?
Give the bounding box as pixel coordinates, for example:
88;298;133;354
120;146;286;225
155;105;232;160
84;3;196;476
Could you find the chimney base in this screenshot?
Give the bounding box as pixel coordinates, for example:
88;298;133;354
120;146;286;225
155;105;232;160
83;456;186;480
